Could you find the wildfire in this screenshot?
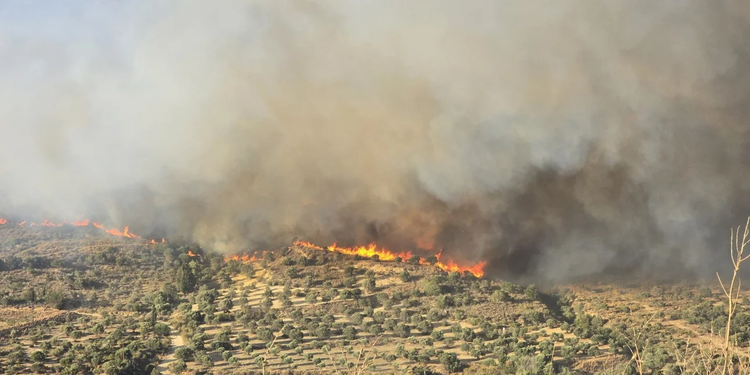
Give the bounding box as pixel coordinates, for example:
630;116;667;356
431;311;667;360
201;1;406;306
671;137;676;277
225;251;268;263
0;217;165;243
292;240;486;277
1;216;487;276
92;223;141;239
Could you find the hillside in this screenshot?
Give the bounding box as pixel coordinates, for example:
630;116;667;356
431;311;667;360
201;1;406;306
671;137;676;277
0;225;749;374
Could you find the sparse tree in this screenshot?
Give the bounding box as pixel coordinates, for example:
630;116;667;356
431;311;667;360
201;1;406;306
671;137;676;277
492;290;511;303
176;264;197;293
174;347;194;362
218;296;233;313
717;216;750;375
420;278;443;296
154;323;171;338
363;277;376;292
343;326;357;340
525;284;539;301
30;351;45;362
439;352;461;373
399;270;411;283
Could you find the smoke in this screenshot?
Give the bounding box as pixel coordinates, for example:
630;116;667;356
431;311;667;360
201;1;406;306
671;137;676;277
2;0;750;281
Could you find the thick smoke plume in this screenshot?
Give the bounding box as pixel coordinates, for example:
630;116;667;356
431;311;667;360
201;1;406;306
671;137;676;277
2;1;750;281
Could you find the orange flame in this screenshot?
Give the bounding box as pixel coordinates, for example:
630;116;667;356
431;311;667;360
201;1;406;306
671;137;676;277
92;222;141;239
292;240;485;277
4;217;169;244
293;240;413;262
40;219;60;227
224;250;267;263
187;250;201;258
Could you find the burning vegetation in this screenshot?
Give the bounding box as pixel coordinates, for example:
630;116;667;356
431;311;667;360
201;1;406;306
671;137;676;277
1;217;483;276
292;240;486;277
223;241;485;277
0;218;158;242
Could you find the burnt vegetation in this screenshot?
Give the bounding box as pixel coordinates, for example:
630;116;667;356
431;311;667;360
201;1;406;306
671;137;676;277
1;225;750;374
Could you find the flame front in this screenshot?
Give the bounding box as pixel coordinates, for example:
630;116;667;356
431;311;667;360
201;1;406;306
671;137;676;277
293;240;413;261
292;240;485;277
0;217;161;242
224;250;268;263
92;223;141;239
2;217;485;276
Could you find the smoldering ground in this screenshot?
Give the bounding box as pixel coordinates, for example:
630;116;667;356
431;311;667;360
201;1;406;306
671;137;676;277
2;1;750;281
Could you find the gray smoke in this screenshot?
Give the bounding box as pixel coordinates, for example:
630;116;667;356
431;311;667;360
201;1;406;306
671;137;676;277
2;0;750;281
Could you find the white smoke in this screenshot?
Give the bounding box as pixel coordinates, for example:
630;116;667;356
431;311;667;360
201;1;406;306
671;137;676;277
2;0;750;280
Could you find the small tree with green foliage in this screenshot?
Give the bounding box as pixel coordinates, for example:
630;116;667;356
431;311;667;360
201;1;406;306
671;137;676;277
439;352;461;373
525;284;539;300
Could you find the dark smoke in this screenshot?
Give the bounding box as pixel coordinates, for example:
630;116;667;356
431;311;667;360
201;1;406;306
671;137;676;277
2;1;750;281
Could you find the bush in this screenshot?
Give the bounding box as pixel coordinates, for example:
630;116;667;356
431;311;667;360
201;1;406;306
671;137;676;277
435;295;454;308
169;360;187;374
439;352;461;373
285;267;301;279
363;277;376;292
315;325;332;340
492;290;511;302
154;323;171;338
461;327;476;342
46;289;66;309
420;279;443;296
174;347;194;362
399;270;411;282
256;327;274;342
30;362;46;373
394;323;412;338
417;320;434;335
431;329;444;341
525;284;539;300
369;324;384;335
30;351;46;362
195;351;213;368
288;328;304;342
523;311;543;325
343;326;357;340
